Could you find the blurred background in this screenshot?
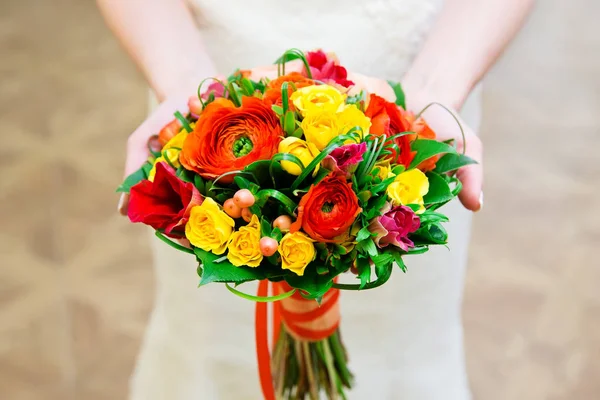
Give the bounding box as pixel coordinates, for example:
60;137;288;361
1;0;598;399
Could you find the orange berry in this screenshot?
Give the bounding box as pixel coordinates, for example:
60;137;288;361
234;189;256;208
223;198;242;218
259;237;278;257
241;207;253;223
273;215;292;232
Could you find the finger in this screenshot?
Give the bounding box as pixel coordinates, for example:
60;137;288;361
119;96;189;216
124;95;189;177
346;72;395;101
456;136;483;211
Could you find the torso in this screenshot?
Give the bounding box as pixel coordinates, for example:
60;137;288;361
187;0;444;79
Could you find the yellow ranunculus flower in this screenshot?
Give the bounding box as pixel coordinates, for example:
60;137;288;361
291;84;346;116
278;231;316;276
337;104;371;136
386;169;430;213
278;137;320;176
185;197;235;254
227;214;263;267
301;109;341;151
373;159;394;181
148;128;190;181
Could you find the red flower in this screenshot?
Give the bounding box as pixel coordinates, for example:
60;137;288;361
322;142;367;178
364;94;415;167
291;173;361;243
128;162;203;237
306;50;354;88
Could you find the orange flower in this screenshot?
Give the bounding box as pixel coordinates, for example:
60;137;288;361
364;94;415;168
403;111;439;171
180;97;283;183
290;173;361;243
263;72;315;110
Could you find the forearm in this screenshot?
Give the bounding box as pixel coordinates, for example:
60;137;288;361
403;0;535;109
97;0;216;101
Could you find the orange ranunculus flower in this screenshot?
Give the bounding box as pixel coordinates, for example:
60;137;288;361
364;94;415;168
180;97;283;183
290;173;361;243
403;111;439;171
263;72;315;110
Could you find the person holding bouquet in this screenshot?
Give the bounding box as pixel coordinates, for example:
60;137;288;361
97;0;534;398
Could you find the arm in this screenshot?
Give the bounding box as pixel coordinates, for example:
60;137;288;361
96;0;216;101
401;0;535;211
403;0;535;109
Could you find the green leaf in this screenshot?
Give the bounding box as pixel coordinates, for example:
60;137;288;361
284;266;333;299
364;194;389;220
418;210;449;225
409;139;457;169
271;105;284;115
392;251;407;272
356;257;371;289
284;110;295;135
355;226;373;242
260;217;272;237
195;247;264;285
434;153;478;174
423;172;454;205
116;161;152;193
271;227;283;241
357;239;378;258
225;283;296;302
406;246;429;255
176;166;195;183
387;80;406;109
411;223;448;245
194;174;206;194
174;111;192;133
240;78;255;96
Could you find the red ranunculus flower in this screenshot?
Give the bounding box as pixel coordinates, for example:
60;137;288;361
291;173;361;243
128;162;203;237
306;49;354;88
364;93;415;167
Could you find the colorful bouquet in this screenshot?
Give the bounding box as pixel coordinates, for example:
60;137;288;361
118;49;476;399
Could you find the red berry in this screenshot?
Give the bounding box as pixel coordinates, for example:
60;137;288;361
260;237;278;257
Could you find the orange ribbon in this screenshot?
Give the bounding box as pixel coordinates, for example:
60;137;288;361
255;280;341;400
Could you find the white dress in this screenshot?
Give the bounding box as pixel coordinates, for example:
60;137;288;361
130;1;482;399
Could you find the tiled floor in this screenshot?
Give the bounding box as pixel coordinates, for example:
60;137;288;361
1;0;598;399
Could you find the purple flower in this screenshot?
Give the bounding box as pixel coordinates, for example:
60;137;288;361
368;203;420;251
322;142;367;177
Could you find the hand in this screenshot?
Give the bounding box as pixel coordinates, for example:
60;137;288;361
406;94;483;212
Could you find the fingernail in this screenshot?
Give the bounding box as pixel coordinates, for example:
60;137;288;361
117;193;129;216
477;192;484;211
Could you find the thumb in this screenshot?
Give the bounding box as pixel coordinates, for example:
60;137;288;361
118;95;190;215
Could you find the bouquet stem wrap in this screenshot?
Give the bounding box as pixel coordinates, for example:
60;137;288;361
256;280;351;399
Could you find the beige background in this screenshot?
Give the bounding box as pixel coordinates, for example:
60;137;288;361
1;0;598;399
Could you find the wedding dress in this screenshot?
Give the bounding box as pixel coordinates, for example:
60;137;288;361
130;0;481;398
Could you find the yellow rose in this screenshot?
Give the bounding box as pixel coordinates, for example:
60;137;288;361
148;128;190;181
373;159;394;181
386;169;430;213
185;197;235;254
337;104;371;136
301;109;341;151
278;137;320;175
291;84;346;116
227;214;263;267
278;231;316;276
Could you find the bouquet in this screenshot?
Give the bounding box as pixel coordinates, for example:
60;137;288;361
118;49;476;399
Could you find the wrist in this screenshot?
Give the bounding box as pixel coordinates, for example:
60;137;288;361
401;63;475;112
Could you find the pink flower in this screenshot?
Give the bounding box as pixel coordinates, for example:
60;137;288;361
322;143;367;177
368;203;420;251
306;50;354;88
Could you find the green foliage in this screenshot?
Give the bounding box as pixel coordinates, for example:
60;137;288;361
116;161;152;193
423;172;454;205
174;111;192;133
195;247;265;285
387;80;406;109
409;139;457;169
434;153;478;174
356;257;371;289
411;223;448;246
285;266;333;299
